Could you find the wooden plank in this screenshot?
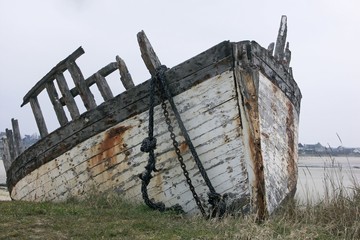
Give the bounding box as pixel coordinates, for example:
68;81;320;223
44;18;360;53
7;41;233;193
55;73;80;119
95;73;113;101
116;56;135;90
5;129;15;161
11;118;23;156
22;47;85;107
66;60;97;110
46;81;69;126
137;30;162;75
29;97;48;138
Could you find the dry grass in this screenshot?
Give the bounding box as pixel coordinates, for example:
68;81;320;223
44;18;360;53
0;157;359;239
0;185;359;240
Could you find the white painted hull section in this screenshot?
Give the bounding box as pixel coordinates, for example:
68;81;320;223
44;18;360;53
11;71;251;214
258;72;299;213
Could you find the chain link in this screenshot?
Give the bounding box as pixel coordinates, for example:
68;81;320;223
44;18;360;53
159;89;206;217
139;65;225;218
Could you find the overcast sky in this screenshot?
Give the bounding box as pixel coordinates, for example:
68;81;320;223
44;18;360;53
0;0;359;148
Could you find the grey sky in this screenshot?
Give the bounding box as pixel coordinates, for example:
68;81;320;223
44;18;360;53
0;0;359;147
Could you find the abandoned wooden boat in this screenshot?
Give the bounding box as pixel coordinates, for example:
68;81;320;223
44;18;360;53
3;16;301;219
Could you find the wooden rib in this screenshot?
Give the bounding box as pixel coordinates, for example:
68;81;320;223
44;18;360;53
22;47;85;107
95;73;113;101
5;129;15;161
59;62;118;105
46;81;69;126
55;72;80;119
116;56;135;90
66;60;97;110
29;97;48;138
274;15;287;62
2;138;12;171
11;118;23;156
137;30;162;75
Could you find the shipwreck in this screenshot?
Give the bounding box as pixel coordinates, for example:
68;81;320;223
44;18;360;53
2;16;301;220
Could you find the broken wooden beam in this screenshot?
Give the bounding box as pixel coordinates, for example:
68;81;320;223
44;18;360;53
274;15;287;63
137;30;162;75
2;137;12;172
95;73;114;101
116;56;135;90
11;118;23;157
5;129;15;161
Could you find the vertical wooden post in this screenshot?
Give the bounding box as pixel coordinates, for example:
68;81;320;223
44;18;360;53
29;97;48;138
5;129;15;161
137;31;162;76
55;72;80;120
95;73;114;101
274;15;287;62
46;81;69;126
11;118;23;156
66;60;97;110
2;138;12;172
116;56;135;90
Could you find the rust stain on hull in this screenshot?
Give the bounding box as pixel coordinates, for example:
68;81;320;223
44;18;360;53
88;125;133;177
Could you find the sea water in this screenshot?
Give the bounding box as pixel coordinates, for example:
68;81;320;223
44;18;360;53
296;156;360;203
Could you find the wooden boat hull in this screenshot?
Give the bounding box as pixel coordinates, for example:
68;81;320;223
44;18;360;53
6;38;301;218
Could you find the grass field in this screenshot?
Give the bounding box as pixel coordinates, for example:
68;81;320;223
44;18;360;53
0;185;359;240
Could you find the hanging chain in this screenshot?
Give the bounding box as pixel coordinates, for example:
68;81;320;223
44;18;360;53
139;65;226;218
139;71;183;214
156;73;206;217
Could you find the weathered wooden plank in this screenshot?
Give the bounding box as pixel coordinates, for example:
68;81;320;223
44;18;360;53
22;47;85;107
11;118;23;156
66;60;97;110
95;73;113;101
29;97;48;138
46;81;69;126
5;129;15;161
2;138;12;172
7;41;233;193
116;56;135;90
274;15;287;62
233;43;266;220
137;30;162;75
55;73;80;119
257;72;299;214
